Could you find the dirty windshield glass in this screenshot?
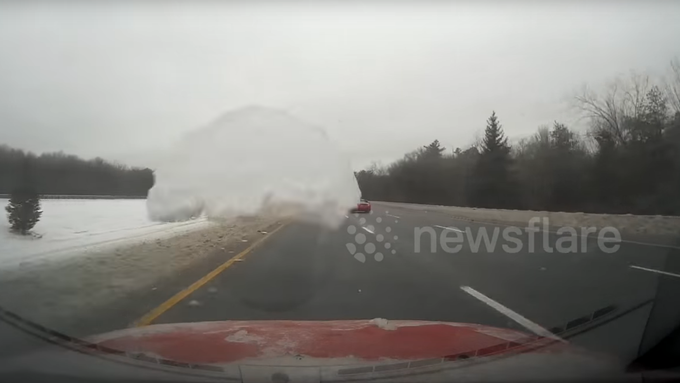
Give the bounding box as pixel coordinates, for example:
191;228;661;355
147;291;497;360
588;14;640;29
1;1;680;382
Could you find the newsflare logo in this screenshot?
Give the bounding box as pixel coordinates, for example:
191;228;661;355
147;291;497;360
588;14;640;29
344;214;622;263
345;212;398;263
414;217;621;254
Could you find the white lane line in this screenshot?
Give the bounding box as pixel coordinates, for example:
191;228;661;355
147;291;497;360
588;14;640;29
362;226;375;234
435;225;464;233
630;265;680;278
386;213;401;219
460;286;562;341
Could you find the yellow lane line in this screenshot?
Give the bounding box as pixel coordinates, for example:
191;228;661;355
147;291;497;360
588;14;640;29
134;223;288;327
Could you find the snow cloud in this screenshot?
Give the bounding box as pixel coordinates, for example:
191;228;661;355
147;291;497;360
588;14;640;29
146;106;360;228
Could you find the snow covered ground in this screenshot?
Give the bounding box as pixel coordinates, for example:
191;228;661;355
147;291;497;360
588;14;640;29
0;199;211;269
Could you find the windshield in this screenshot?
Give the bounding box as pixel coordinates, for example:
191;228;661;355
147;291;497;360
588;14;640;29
1;1;680;382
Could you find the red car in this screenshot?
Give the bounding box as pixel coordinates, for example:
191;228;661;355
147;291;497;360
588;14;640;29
352;199;371;213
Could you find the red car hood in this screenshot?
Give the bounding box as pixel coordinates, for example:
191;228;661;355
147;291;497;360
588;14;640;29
0;319;630;382
89;319;571;365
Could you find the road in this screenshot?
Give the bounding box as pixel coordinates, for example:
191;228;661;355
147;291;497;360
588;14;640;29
2;202;680;365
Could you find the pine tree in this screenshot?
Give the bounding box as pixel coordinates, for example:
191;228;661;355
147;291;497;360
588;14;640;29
6;187;42;235
480;112;509;155
472;111;517;208
548;122;583;210
550;122;578;152
422;139;445;159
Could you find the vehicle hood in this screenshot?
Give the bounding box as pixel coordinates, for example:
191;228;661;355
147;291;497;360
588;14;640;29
0;319;631;382
88;318;572;365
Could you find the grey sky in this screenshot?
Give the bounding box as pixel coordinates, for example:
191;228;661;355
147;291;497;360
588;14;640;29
1;1;679;170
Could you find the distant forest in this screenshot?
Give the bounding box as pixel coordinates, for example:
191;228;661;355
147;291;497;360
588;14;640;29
0;145;154;196
356;59;680;216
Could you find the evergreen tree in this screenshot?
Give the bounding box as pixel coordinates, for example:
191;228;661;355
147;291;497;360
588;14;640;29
6;187;42;235
548;122;584;210
550;122;578;152
480;112;509;154
422;140;445;159
472;111;517;208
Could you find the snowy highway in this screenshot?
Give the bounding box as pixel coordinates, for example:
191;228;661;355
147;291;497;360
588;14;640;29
1;202;680;366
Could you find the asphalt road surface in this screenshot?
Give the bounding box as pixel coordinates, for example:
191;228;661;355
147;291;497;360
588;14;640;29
3;202;680;365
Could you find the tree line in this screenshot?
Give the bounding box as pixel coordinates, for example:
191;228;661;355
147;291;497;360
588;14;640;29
356;60;680;215
0;145;154;196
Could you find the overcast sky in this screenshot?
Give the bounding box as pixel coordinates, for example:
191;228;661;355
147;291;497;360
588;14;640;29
1;1;679;169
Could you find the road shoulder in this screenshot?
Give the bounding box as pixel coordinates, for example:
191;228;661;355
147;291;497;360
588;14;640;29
0;216;284;336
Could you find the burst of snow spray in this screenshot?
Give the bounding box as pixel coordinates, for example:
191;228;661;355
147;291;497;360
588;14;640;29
146;106;360;228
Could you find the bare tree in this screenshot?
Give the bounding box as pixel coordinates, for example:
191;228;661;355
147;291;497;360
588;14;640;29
512;137;531;158
624;72;651;119
582;131;600;154
367;161;387;176
573;72;652;146
665;57;680;114
470;129;484;151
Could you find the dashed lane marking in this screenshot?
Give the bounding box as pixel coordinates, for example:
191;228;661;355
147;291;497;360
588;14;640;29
435;225;465;233
630;265;680;279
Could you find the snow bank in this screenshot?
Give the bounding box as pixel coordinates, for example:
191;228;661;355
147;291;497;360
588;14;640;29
146;106;361;227
0;199;210;269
